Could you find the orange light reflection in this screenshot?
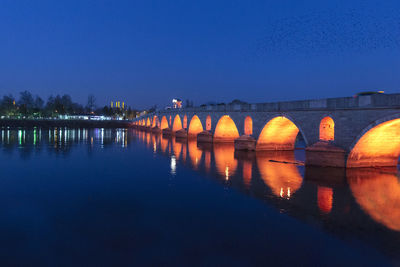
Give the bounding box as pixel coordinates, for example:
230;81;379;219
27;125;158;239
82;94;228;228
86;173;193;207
256;151;303;198
348;168;400;231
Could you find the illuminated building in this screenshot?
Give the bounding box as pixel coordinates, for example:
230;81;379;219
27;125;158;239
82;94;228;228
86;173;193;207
172;99;182;109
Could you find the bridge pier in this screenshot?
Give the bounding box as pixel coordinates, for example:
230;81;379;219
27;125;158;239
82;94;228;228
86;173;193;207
197;131;213;143
151;126;161;134
305;141;346;167
234;135;256;151
175;128;188;139
162;128;173;137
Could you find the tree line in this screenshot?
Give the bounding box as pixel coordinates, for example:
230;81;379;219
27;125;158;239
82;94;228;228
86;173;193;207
0;91;139;120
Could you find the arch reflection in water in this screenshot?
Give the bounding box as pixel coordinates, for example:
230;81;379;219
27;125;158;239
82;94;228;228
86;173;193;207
188;139;203;169
256;151;303;199
161;137;169;153
172;138;182;160
347;168;400;231
213;143;238;180
317;186;333;214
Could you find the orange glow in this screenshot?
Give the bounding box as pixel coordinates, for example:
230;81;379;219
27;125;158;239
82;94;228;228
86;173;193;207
319;117;334;141
172;115;183;132
244;116;253;135
347;119;400;167
206;115;212;131
242;161;252;188
146;133;151;146
161;137;169;153
214;143;237;179
348;168;400;231
214;115;240;143
204;150;211;172
146;118;151;127
181;141;187;162
169;115;172;126
161;116;169;129
183;115;188;129
172;139;182;160
152;116;160;127
151;135;158;152
317;186;333;214
256;151;303;198
188;115;204;136
257;116;299;150
188;139;203;168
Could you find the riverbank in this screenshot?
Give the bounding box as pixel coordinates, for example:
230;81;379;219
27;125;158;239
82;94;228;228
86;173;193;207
0;119;133;128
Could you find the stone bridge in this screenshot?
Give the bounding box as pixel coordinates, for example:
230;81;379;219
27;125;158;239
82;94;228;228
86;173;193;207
133;94;400;168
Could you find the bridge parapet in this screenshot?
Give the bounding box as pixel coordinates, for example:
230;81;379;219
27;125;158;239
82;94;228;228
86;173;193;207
146;94;400;115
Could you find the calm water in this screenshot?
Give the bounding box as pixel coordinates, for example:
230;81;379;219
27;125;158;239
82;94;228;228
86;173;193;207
1;127;399;266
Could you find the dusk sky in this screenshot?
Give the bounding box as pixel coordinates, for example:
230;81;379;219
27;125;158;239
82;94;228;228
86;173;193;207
1;0;399;109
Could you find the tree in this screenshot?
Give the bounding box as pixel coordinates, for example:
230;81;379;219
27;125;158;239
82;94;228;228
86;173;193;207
86;94;96;113
18;91;35;115
0;94;16;116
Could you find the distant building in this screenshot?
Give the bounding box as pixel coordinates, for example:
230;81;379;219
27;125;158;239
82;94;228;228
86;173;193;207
110;101;125;109
172;98;182;109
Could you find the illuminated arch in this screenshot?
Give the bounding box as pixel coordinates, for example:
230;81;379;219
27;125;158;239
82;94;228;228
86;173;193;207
214;115;239;142
256;151;303;198
152;116;160;127
172;115;183;132
206;115;212;131
146;118;151;127
188;115;204;136
319;116;334;141
347;168;400;231
214;143;237;180
183;115;188;129
161;116;169;129
347;118;400;167
257;116;300;150
244;116;253;135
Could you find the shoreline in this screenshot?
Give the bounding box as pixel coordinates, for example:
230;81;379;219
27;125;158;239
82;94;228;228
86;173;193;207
0;119;133;128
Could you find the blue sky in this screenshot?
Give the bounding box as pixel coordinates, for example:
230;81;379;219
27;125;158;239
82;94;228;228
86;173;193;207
0;0;399;108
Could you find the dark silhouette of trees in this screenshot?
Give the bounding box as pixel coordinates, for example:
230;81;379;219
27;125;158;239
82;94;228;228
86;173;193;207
0;90;138;119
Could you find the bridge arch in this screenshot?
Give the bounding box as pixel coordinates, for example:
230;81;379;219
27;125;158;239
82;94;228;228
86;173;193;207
152;116;160;128
188;115;203;136
256;116;305;150
172;115;183;132
146;118;151;127
160;116;169;129
206;115;212;131
244;116;253;135
347;114;400;168
214;115;240;142
319;116;334;141
183;115;188;129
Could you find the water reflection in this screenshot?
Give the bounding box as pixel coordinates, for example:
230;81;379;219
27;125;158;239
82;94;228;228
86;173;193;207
256;151;303;199
2;128;400;261
347;168;400;231
136;130;400;260
188;139;202;169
